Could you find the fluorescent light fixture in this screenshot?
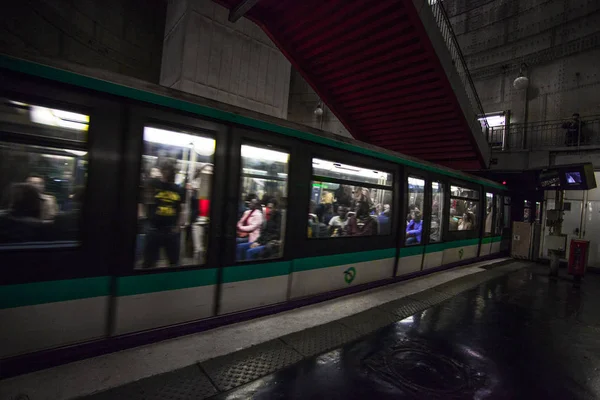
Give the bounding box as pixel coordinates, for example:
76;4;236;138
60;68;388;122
432;182;439;190
312;158;390;182
42;154;72;160
241;145;289;163
30;105;89;131
408;177;425;186
242;168;268;175
64;150;88;157
144;127;215;156
478;113;506;128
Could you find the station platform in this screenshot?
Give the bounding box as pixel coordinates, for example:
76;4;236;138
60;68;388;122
4;258;598;399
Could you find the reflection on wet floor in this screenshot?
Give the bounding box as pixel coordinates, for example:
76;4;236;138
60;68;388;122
213;266;600;399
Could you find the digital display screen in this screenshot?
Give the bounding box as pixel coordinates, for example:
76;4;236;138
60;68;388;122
538;169;560;188
566;172;582;184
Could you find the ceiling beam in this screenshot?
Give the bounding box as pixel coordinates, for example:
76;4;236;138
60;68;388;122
228;0;261;22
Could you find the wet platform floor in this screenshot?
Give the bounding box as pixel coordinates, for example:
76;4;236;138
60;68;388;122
82;263;600;400
213;265;600;400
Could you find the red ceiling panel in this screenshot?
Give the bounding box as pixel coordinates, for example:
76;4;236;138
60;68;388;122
214;0;485;170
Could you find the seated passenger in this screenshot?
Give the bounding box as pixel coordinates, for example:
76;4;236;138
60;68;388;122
406;211;423;245
0;183;47;243
26;175;58;220
378;205;391;235
236;194;263;259
346;199;378;236
143;161;185;268
328;205;349;237
458;212;474;231
238;199;280;260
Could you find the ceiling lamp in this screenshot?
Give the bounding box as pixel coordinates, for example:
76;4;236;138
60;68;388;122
513;63;529;90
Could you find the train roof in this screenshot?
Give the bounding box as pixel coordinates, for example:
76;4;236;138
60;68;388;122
0;53;505;190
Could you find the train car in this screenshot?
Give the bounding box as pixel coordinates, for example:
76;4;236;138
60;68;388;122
0;53;510;377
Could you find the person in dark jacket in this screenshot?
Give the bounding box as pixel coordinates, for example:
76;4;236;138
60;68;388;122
563;113;585;146
346;197;378;236
240;199;281;260
0;183;47;243
143;160;185;268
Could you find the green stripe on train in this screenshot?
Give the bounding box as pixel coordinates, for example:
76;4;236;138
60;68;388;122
116;268;218;296
424;238;480;254
293;248;396;272
0;55;505;190
222;261;291;283
400;246;424;257
482;236;503;244
0;276;111;309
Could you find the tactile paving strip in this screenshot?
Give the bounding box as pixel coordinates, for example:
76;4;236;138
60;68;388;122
377;297;429;320
142;365;217;400
81;365;216;400
280;321;362;357
200;339;302;392
338;307;401;336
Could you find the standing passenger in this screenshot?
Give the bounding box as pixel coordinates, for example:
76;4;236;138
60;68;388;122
26;175;58;220
143;161;185;268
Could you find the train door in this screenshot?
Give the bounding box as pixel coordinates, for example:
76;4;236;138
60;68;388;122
397;170;427;276
216;126;298;315
114;106;228;335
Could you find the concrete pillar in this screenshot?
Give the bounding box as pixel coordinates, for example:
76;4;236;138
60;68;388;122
160;0;291;119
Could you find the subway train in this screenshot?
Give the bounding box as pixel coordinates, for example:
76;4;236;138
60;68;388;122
0;54;510;377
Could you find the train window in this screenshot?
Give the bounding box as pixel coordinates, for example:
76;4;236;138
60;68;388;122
136;126;215;269
406;177;425;245
430;181;444;242
312;159;393;186
236;144;289;262
495;195;504;234
0;98;88;142
0;99;89;247
484;193;494;235
449;185;479;231
309;159;392;238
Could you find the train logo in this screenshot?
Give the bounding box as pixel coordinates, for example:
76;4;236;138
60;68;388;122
344;267;357;284
458;248;464;259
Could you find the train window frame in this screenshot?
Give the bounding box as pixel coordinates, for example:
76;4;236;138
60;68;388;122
446;181;482;240
308;155;394;240
429;180;445;244
0;97;90;250
297;144;399;259
122;106;228;276
0;72;123;285
234;141;291;264
404;174;426;247
484;192;494;237
134;124;217;270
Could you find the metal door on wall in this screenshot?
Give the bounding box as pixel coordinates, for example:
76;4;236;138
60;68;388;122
541;172;600;265
582;172;600;268
541;192;584;261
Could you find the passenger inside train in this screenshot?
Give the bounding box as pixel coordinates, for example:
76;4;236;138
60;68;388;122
0;100;89;245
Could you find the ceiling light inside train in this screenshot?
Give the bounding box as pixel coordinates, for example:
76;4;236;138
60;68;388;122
143;127;215;156
30;105;90;131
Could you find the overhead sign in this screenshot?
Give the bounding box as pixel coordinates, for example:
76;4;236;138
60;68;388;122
536;163;596;190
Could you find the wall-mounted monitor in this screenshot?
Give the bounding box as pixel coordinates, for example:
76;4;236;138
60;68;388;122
536;163;596;190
